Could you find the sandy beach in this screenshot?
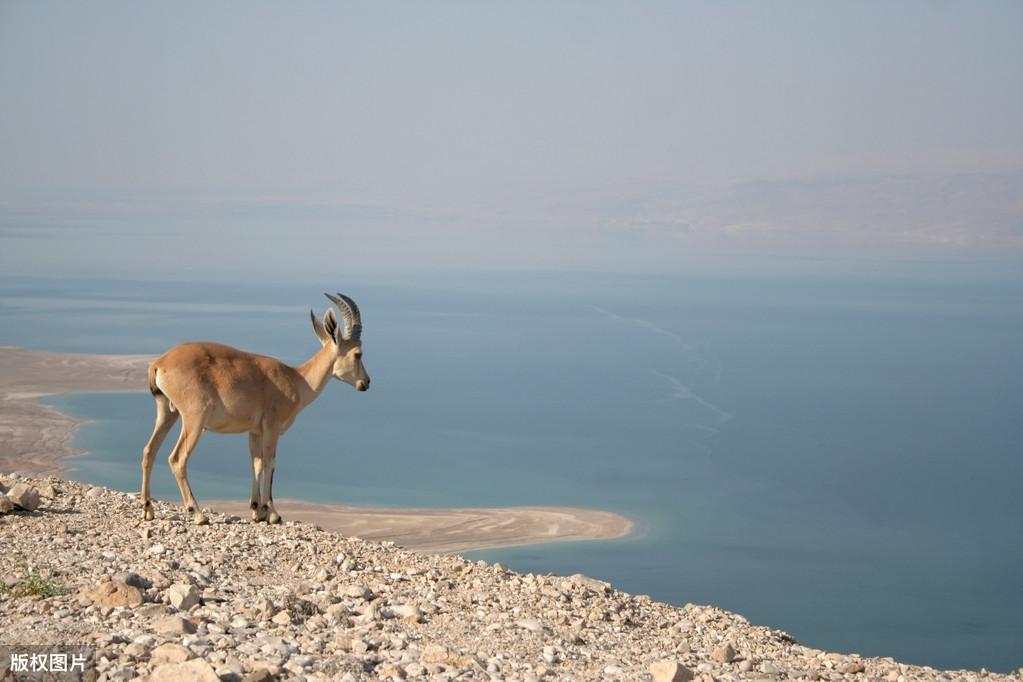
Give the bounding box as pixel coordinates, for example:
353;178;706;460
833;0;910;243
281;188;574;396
0;346;632;552
0;346;153;475
205;500;632;553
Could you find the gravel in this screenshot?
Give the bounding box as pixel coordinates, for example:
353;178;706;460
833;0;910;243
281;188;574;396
1;474;1019;682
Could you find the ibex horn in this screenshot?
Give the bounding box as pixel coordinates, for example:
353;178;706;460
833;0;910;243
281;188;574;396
324;293;362;341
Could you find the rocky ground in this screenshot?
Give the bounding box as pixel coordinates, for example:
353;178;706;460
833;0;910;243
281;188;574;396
1;475;1018;682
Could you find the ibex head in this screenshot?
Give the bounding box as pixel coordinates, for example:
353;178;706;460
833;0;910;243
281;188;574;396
311;292;371;392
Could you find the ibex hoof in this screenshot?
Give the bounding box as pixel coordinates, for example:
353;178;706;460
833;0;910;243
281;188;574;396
193;512;209;526
143;507;155;522
268;511;282;524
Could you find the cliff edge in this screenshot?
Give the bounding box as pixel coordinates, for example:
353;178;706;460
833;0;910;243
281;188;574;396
0;475;1016;682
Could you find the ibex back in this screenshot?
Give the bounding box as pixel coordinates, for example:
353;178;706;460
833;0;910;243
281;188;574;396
140;293;369;525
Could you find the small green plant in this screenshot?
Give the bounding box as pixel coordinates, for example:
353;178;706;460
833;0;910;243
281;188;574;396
6;557;63;599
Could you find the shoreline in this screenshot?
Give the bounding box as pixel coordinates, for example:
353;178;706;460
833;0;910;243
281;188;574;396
0;346;634;553
0;346;154;476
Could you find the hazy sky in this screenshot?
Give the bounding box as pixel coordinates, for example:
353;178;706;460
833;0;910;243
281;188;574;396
1;1;1021;276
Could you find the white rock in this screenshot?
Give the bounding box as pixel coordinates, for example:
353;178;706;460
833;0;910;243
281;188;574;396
123;642;148;658
150;643;192;665
0;493;12;514
838;661;866;674
568;573;612;593
152;615;196;634
167;583;200;610
650;659;695;682
6;483;40;511
358;602;379;621
714;642;737;663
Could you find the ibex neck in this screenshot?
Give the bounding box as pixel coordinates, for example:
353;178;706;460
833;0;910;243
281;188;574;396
296;344;335;404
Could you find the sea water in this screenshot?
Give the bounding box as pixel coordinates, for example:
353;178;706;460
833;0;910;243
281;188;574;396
2;269;1021;672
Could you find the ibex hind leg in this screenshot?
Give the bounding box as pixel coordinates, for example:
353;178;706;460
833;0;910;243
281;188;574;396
167;422;208;525
141;394;179;521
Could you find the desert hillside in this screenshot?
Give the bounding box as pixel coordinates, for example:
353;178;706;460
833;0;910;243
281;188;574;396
1;474;1015;682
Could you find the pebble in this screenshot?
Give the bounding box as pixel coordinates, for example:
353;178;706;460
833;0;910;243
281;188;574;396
81;580;144;608
5;483;40;511
152;615;196;634
650;659;695;682
340;584;372;600
839;660;868;674
515;618;545;632
150;642;192;664
167;583;199;610
713;641;736;663
148;658;220;682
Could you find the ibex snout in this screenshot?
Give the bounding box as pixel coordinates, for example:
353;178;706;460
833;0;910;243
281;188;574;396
357;378;370;392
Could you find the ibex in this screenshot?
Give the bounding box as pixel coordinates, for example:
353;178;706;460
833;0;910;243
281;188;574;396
140;293;370;525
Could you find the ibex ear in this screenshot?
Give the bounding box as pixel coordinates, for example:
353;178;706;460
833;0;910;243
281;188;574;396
311;309;331;345
322;308;339;344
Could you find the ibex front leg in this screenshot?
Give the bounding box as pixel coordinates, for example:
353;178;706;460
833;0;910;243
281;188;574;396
141;394;179;521
261;431;282;524
248;432;267;522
